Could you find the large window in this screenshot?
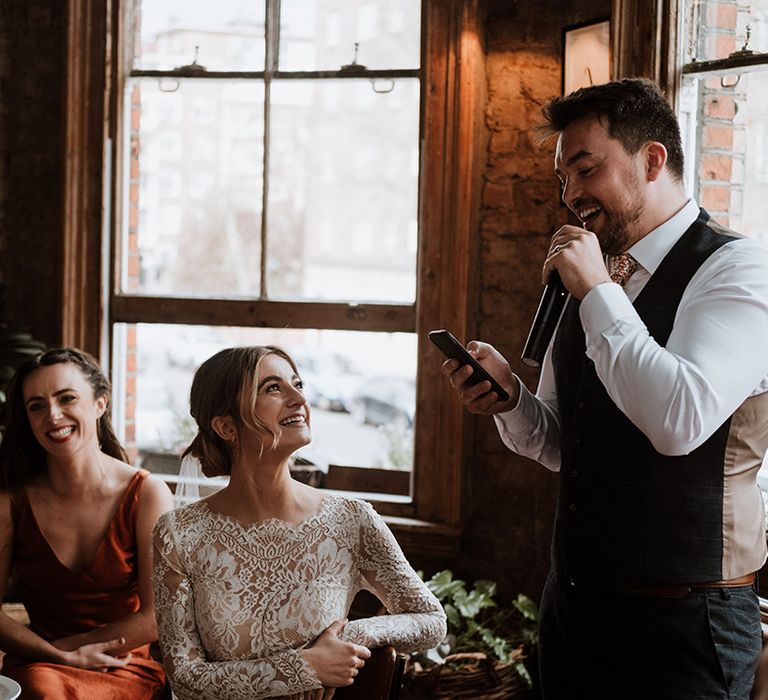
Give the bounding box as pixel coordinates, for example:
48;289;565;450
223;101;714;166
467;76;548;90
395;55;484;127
57;0;485;551
114;1;421;490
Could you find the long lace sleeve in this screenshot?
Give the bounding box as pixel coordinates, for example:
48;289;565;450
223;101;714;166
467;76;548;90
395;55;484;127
341;501;447;653
152;512;322;700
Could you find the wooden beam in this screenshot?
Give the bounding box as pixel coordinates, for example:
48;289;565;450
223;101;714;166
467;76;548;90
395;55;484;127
130;69;420;80
325;465;410;496
612;0;681;104
413;0;483;527
111;295;415;332
682;53;768;76
61;0;111;356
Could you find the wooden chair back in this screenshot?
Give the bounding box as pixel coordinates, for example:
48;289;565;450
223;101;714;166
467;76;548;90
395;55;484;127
334;645;404;700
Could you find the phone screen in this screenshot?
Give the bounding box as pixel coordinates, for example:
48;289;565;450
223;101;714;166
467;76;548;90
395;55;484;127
428;330;510;402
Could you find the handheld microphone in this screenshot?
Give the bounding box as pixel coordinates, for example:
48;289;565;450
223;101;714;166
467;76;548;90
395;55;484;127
521;271;569;368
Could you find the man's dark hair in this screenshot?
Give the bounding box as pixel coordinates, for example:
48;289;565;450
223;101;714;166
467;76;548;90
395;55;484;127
540;78;685;182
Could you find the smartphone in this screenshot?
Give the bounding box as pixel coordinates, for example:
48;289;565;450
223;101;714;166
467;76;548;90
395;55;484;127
428;329;510;402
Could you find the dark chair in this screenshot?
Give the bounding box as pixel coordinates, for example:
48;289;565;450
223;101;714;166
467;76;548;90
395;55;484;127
334;645;405;700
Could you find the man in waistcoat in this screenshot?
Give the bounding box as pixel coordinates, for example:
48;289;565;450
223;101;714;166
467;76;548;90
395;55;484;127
442;78;768;698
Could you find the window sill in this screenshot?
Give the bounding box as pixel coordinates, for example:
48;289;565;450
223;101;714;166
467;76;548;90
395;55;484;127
383;515;461;559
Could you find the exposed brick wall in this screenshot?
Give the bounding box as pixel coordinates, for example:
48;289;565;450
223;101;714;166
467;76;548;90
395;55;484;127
0;0;66;345
449;0;612;600
695;1;751;228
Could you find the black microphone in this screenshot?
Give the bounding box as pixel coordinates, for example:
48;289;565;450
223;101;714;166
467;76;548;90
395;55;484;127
521;271;569;368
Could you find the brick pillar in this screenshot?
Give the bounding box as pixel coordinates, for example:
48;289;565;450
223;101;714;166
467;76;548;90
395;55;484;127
696;1;750;229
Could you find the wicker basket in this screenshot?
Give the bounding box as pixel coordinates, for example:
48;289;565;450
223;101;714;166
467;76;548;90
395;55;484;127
401;650;530;699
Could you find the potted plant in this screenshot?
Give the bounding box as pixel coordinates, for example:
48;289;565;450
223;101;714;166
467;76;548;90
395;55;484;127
402;570;538;699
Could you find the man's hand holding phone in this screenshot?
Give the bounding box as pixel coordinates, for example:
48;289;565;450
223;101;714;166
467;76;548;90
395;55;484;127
430;330;520;415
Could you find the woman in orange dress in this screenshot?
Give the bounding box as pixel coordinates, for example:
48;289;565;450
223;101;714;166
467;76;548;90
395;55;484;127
0;347;174;699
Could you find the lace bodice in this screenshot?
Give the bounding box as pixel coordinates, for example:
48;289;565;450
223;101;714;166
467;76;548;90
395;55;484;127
152;495;446;699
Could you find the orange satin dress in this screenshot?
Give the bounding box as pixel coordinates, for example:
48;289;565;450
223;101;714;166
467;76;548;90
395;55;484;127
2;469;166;699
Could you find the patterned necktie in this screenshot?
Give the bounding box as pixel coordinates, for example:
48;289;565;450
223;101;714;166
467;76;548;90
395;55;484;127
608;254;638;287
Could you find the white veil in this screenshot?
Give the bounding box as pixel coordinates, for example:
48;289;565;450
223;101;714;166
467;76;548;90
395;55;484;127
174;452;203;507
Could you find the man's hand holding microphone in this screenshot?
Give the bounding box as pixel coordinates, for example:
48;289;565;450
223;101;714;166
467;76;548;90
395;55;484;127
440;224;611;408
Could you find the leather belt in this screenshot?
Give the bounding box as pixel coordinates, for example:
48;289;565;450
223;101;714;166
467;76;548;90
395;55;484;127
572;572;756;599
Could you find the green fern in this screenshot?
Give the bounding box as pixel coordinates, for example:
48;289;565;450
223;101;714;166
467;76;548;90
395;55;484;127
416;569;539;688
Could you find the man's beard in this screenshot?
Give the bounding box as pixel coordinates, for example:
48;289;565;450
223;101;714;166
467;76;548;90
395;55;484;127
594;170;645;255
596;199;644;255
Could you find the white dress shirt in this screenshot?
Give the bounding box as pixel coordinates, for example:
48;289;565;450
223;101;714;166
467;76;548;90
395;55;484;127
495;199;768;471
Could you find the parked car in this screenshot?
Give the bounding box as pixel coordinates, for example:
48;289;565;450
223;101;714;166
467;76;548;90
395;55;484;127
289;347;363;412
351;376;415;431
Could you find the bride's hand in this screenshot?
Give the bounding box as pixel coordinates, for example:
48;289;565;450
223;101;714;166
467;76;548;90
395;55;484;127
301;620;371;687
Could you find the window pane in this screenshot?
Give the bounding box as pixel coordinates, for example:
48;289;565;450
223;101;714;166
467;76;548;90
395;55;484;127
134;0;266;71
266;79;419;302
279;1;421;71
123;79;264;296
679;71;768;241
113;324;416;476
683;0;768;63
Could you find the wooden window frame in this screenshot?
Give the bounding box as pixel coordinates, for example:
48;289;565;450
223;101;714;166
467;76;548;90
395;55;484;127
62;0;485;557
611;0;682;101
121;2;420;313
612;0;768;88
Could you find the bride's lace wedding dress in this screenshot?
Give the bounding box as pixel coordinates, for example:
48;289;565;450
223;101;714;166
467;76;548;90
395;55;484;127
153;495;447;699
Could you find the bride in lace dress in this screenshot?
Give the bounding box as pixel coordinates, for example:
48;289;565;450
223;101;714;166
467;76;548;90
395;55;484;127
152;346;446;700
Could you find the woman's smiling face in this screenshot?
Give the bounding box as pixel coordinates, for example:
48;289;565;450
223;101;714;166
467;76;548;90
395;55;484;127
245;353;312;455
23;362;106;459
